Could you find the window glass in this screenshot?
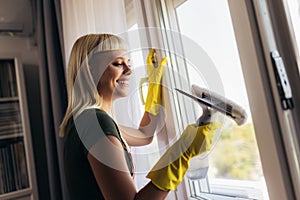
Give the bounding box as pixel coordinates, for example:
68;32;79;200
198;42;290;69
122;1;163;191
175;0;269;199
285;0;300;71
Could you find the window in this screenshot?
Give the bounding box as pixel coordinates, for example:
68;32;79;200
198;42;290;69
175;0;269;199
121;0;164;191
285;0;300;71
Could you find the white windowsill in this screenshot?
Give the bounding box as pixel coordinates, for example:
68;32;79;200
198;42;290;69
189;178;268;200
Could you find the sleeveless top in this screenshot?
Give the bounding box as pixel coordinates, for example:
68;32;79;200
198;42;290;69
63;109;134;200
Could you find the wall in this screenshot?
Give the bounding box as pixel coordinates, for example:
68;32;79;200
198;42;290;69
0;36;38;65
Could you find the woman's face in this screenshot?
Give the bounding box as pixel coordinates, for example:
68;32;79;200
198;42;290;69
98;55;132;100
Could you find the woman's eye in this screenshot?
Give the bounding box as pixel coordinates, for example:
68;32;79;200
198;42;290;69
112;62;123;67
112;62;131;68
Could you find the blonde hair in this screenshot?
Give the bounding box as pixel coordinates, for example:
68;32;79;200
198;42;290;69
59;33;127;137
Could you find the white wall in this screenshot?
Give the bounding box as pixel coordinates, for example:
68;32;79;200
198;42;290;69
0;36;38;65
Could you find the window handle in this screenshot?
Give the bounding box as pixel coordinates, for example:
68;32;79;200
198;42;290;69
271;50;294;110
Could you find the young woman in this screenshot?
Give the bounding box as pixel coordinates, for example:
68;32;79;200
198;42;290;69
60;33;220;200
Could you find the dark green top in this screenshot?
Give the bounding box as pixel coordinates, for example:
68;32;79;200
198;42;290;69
63;109;134;200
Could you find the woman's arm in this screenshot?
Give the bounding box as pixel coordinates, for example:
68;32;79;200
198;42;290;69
119;111;161;146
87;135;169;200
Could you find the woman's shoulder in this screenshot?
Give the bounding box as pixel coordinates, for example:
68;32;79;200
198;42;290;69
76;108;118;134
71;108;121;146
77;108;110;121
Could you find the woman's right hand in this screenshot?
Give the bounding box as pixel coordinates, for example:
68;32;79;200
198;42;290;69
181;123;221;158
146;122;221;191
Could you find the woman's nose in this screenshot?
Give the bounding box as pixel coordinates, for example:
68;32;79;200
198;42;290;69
123;63;132;75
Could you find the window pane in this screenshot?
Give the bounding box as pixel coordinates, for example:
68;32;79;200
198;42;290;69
176;0;269;199
285;0;300;72
123;1;165;192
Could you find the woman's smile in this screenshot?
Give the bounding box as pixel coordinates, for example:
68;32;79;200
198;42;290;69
116;79;130;87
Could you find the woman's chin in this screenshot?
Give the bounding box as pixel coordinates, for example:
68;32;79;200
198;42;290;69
112;88;129;99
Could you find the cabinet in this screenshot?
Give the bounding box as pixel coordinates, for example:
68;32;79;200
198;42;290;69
0;56;37;200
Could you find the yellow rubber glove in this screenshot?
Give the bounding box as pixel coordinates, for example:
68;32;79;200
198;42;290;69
144;49;167;115
146;123;221;191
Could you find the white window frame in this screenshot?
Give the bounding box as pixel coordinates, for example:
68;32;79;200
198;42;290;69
228;1;300;199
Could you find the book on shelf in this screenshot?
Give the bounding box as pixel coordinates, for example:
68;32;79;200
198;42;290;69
0;60;18;98
7;61;17;97
0;62;8;98
0;61;8;98
0;101;22;136
0;149;3;194
0;139;29;194
0;69;2;98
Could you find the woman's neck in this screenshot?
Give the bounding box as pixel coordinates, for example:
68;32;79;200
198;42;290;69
100;99;112;114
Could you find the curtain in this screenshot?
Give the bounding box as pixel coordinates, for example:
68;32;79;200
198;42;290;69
36;0;68;199
60;0;128;66
35;0;131;199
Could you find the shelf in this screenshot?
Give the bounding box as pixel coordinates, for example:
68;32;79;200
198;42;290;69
0;188;32;200
0;56;37;199
0;97;19;103
0;133;23;141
